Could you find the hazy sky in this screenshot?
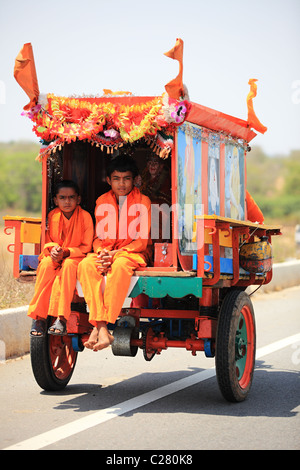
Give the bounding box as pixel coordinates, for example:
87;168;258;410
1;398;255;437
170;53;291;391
0;0;299;155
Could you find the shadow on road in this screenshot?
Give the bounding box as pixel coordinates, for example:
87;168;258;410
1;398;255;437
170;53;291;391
43;359;300;419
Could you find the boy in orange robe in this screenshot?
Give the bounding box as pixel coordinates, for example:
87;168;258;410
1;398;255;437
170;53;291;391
77;156;152;351
28;180;94;336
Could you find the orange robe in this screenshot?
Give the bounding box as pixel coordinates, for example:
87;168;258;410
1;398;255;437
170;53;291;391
77;187;152;326
28;206;93;320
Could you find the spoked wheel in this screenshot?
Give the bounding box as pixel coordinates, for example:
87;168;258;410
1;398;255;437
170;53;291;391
30;317;78;391
215;290;256;402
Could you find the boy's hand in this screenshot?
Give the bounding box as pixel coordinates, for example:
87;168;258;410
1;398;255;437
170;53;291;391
50;245;64;262
96;249;113;273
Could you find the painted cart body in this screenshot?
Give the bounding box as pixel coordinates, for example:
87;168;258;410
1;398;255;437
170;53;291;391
4;43;281;402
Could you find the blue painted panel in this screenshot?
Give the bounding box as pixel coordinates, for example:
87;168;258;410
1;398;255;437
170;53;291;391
19;255;39;271
192;254;233;274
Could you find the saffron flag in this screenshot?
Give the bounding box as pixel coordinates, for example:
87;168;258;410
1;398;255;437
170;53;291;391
164;38;184;100
14;43;39;110
246;190;264;224
247;78;267;134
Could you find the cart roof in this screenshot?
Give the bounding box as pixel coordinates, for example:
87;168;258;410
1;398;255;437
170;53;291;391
14;41;264;161
22;92;256;161
187;102;256;143
74;95;257;142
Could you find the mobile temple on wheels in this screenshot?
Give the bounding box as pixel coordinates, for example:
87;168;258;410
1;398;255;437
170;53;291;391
4;39;281;402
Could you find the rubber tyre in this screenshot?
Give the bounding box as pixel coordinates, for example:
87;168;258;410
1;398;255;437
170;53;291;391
112;326;139;357
215;290;256;402
30;317;78;391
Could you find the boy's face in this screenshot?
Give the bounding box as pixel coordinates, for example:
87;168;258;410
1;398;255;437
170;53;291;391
147;157;163;178
107;170;134;202
54;187;81;219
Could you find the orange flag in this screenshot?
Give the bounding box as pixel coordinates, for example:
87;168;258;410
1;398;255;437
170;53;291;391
247;78;267;134
164;38;184;100
246;190;264;224
14;43;40;110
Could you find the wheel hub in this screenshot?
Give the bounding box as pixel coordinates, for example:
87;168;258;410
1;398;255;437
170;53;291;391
235;314;248;379
235;333;247;360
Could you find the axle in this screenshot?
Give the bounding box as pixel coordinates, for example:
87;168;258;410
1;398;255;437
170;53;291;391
132;331;205;356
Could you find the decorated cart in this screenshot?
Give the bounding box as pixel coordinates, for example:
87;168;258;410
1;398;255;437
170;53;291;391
4;40;281;402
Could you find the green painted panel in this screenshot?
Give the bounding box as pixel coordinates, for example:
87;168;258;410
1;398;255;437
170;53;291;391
129;276;202;298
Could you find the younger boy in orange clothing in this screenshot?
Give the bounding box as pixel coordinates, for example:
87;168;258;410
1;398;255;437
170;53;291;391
77;156;152;351
28;180;94;336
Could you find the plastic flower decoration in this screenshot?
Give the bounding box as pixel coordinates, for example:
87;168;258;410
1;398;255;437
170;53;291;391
104;129;120;139
21;104;41;119
170;102;187;123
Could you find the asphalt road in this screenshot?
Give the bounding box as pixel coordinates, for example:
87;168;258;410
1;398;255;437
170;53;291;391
1;286;299;452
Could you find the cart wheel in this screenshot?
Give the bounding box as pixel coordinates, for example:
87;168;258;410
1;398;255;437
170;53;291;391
30;317;78;391
215;290;256;402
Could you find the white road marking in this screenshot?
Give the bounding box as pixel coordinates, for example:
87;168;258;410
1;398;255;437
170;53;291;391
4;333;300;451
256;334;300;359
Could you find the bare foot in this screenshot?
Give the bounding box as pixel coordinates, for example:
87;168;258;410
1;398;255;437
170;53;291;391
83;327;98;349
93;322;114;351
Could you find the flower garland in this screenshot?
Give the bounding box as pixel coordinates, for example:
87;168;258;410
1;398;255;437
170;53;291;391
22;92;190;160
21;90;191;160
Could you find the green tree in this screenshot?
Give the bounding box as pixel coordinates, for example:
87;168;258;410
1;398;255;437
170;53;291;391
0;141;42;213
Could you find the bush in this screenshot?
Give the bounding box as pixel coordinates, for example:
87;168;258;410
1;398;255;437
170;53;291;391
0;142;42;213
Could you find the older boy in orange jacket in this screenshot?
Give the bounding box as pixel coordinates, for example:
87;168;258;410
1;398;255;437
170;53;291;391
77;156;152;351
28;180;94;336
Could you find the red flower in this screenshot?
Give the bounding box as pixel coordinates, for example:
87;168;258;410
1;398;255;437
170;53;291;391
61;105;91;123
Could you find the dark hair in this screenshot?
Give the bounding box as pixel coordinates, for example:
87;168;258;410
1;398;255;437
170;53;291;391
106;155;138;179
54;179;80;196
